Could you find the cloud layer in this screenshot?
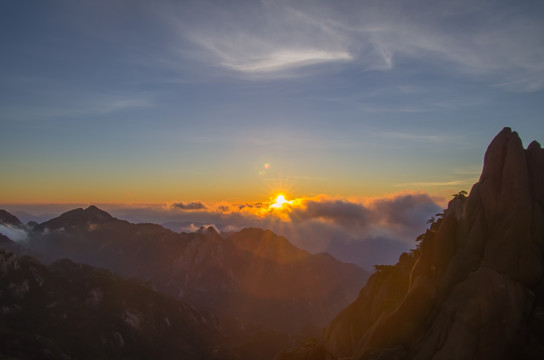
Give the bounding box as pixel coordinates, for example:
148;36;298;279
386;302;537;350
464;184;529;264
173;201;208;210
92;192;443;270
0;225;28;243
0;192;447;269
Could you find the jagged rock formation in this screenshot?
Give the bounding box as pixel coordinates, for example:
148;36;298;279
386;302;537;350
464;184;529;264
4;209;368;333
280;128;544;360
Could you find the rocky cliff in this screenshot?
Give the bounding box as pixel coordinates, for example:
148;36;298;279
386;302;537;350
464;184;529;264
281;128;544;360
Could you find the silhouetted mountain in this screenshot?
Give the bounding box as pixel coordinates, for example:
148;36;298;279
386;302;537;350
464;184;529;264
0;209;24;227
280;128;544;360
34;205;115;231
0;248;239;359
223;228;367;330
230;228;309;263
24;210;368;332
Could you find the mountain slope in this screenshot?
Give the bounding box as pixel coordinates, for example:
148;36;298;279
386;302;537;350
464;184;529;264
22;209;368;332
281;128;544;360
0;233;30;258
34;205;115;231
0;248;237;360
0;209;24;227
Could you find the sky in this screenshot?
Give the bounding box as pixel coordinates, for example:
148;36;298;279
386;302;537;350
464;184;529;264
1;0;544;267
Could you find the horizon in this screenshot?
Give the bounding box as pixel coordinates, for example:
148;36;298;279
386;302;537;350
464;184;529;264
0;189;446;269
2;127;542;269
2;1;543;205
1;1;544;267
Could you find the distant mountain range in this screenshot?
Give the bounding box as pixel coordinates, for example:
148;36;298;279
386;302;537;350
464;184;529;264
11;206;367;332
0;203;369;359
280;127;544;360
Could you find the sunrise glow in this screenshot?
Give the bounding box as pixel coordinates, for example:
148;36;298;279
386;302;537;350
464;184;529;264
270;194;292;209
0;2;542;359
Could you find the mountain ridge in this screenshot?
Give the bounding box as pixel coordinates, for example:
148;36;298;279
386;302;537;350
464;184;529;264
34;205;118;232
0;209;24;228
0;206;369;333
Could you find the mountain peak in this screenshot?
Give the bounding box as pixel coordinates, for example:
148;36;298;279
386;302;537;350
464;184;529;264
83;205;112;220
0;210;23;228
205;226;218;235
480;127;525;191
478;127;543;206
287;128;544;360
474;128;543;284
229;227;310;263
528;139;542;151
37;205;115;231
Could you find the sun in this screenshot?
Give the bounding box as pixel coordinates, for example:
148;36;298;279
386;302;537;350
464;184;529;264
270;194;292;209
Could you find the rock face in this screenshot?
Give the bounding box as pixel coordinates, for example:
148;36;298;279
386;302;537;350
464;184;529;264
281;128;544;360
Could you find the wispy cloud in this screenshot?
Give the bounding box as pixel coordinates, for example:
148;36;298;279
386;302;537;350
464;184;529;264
2;86;153;121
159;0;544;90
223;49;352;73
0;225;28;243
373;131;450;143
395;180;466;187
163;0;356;78
96;97;153;114
190;31;352;74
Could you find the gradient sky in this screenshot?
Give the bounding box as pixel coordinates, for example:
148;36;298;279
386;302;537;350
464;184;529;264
1;0;544;205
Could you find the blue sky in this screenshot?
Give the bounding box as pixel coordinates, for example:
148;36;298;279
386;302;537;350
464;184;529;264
1;0;543;204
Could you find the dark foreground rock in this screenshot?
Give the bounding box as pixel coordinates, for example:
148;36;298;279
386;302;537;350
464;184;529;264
280;128;544;360
0;248;239;360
